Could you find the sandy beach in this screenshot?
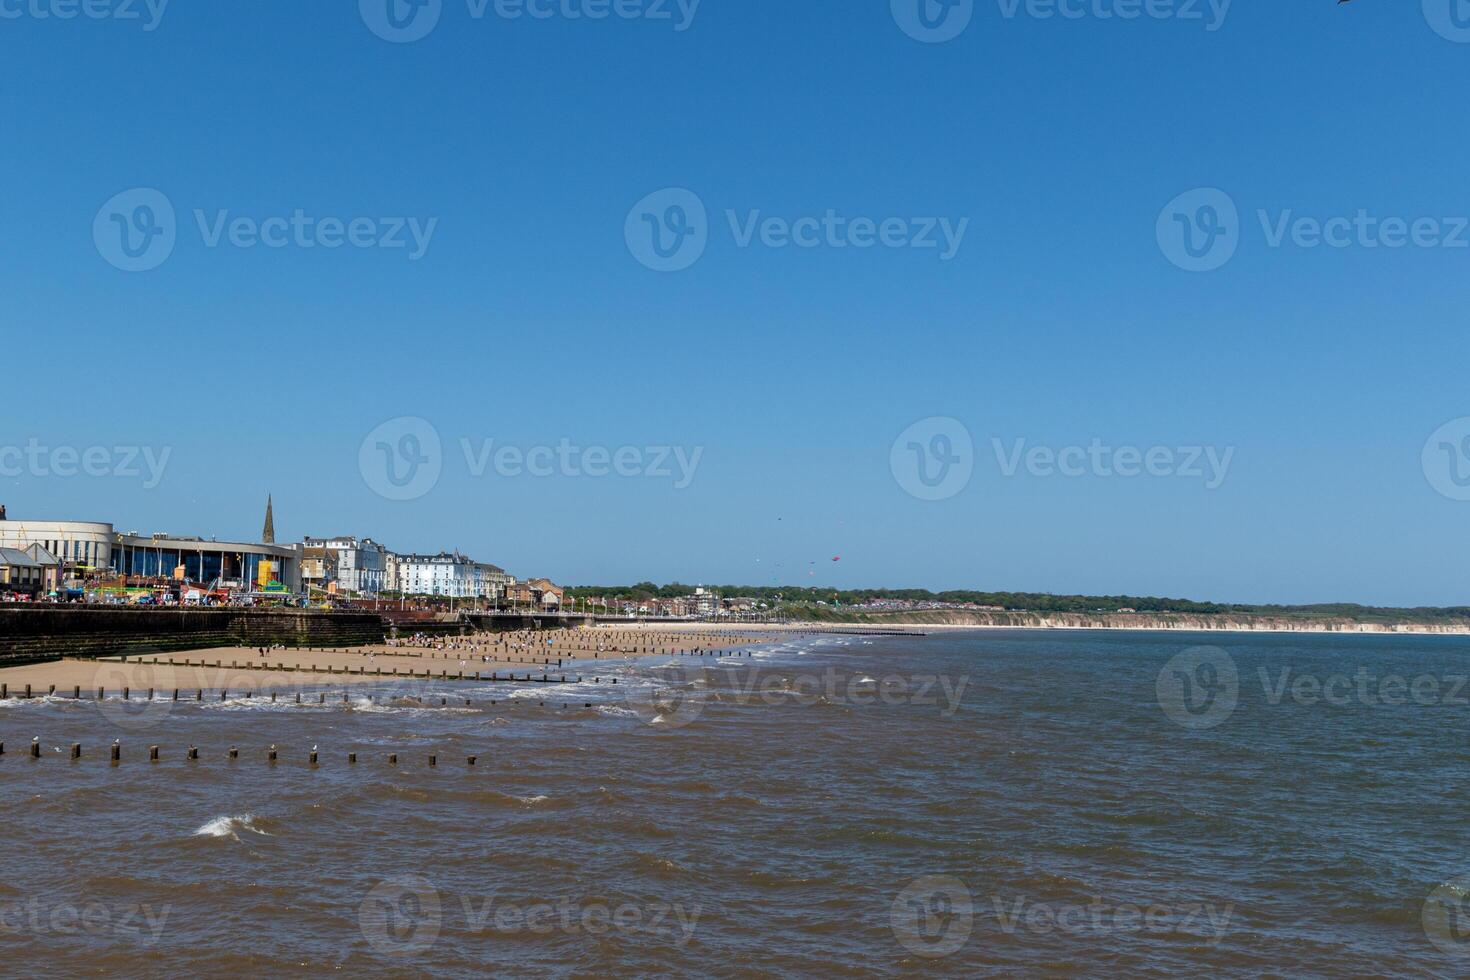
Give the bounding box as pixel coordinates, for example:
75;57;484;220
0;625;796;696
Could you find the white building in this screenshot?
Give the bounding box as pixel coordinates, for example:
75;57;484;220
396;552;509;600
303;536;389;595
0;519;116;574
398;552;475;598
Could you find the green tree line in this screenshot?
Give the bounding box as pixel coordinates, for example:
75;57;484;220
562;583;1470;622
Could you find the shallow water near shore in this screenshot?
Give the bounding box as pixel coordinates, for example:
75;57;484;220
2;629;1469;976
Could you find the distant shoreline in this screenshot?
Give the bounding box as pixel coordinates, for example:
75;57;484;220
780;612;1470;637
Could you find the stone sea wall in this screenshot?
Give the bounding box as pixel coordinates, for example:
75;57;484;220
0;606;390;666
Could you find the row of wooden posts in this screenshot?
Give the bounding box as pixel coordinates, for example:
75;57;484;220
1;674;622;701
5;739;490;766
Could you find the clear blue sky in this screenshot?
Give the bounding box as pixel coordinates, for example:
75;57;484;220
4;1;1468;605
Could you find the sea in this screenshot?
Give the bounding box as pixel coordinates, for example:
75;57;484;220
2;628;1469;977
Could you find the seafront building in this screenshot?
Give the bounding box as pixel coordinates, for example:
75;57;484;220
0;518;303;593
0;548;44;594
302;536;390;595
0;504;531;606
396;552;508;601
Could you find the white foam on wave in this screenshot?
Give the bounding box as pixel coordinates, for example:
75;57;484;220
193;813;270;840
0;695;73;709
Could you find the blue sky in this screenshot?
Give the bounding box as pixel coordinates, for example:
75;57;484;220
4;0;1469;605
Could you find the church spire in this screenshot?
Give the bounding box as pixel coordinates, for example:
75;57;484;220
262;495;275;544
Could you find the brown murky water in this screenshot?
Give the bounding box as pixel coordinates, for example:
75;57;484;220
2;630;1468;976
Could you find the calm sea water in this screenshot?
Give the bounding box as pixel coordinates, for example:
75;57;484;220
3;629;1470;976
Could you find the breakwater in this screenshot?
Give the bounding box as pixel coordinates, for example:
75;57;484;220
0;606;388;665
